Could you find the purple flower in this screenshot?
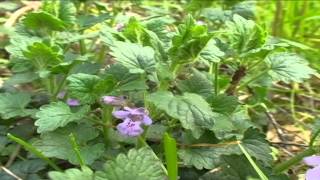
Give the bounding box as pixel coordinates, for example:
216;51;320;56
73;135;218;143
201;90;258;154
66;98;80;106
117;119;143;136
101;96;126;106
303;156;320;180
57;91;66;99
115;23;124;31
113;107;152;137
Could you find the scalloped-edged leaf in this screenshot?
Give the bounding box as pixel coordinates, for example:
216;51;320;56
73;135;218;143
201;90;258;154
0;159;47;180
177;68;213;98
210;94;239;114
0;92;35;119
35;102;89;133
33;123;104;165
199;155;289;180
197;38;224;63
178;128;272;170
110;41;156;74
49;166;94;180
95;147;166;180
266;53;316;83
226;14;266;54
67;73;116;104
24;42;63;66
23;12;66;31
148;91;218;138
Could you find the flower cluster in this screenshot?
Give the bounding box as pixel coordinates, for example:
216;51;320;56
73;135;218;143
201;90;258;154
101;95;152;137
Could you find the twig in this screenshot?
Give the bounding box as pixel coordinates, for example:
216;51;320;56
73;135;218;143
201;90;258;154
270;141;308;148
0;166;23;180
5;145;21;167
264;109;287;142
4;1;41;27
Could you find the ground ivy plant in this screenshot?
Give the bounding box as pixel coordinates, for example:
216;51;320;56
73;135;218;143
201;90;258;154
0;1;317;180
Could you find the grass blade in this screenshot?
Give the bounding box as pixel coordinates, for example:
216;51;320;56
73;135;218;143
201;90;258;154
69;133;86;166
7;133;62;171
163;133;178;180
238;142;268;180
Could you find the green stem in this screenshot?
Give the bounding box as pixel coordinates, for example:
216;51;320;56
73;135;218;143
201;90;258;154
310;129;320;147
237;69;268;90
214;63;219;96
69;133;85;166
274;147;317;174
97;45;107;63
238;143;268;180
79;39;86;55
290;83;298;121
52;75;68;101
101;106;113;146
7;133;62;171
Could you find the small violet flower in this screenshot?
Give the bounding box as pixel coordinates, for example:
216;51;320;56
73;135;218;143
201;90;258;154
101;96;126;106
303;156;320;180
57;91;66;99
66;98;81;106
113;107;152;137
115;23;124;31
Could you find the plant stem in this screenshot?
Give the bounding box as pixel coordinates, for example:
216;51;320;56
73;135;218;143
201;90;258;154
273;0;283;36
101;106;113;146
79;39;86;55
97;45;107;63
274;147;317;174
69;133;85;166
238;143;268;180
214;63;219;96
290;83;298;121
52;75;68;101
7;133;62;171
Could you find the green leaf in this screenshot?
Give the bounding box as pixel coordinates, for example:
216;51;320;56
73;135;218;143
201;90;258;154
4;72;38;85
67;73;115;104
177;68;213;99
23;12;66;31
23;42;63;77
110;41;156;74
0;92;35;119
199;155;288;180
35;102;89;133
95;147;166;180
197;38;224;63
57;0;76;25
148;91;217;138
212;107;255;140
210;94;239;114
178;128;272;170
33;123;104;165
266;53;316;83
49;167;94;180
226;14;266;55
0;159;47;180
77;14;110;29
169;14;210;64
